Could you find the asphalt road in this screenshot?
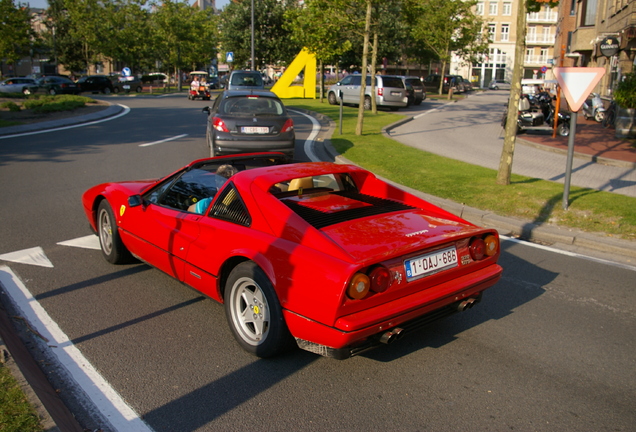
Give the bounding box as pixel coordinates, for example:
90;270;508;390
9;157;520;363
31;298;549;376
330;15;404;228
0;94;634;431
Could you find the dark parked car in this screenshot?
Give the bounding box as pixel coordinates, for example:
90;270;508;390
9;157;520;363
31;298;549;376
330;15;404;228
77;75;114;94
110;76;143;93
422;74;463;94
202;90;295;158
400;76;426;106
24;76;80;95
0;77;35;94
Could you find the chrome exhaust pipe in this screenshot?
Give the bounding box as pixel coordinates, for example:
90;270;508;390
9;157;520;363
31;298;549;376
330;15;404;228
457;298;477;312
379;327;404;344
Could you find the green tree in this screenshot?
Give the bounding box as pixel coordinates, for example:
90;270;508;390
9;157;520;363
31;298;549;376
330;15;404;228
284;0;353;100
411;0;485;95
101;0;155;73
219;0;300;70
0;0;36;75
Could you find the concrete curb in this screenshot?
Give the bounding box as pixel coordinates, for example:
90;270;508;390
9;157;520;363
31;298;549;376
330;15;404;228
0;103;124;137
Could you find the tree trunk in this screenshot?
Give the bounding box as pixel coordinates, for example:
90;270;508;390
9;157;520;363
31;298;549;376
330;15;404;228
371;29;378;114
496;0;527;185
355;0;372;136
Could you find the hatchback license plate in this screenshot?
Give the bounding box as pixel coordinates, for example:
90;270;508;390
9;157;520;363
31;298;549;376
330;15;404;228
241;126;269;134
404;246;458;280
391;91;401;96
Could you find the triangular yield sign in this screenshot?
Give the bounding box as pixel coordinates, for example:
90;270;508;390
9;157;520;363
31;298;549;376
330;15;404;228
553;67;605;112
0;246;53;268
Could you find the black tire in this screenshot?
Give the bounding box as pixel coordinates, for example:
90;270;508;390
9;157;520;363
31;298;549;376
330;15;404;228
104;87;111;95
494;86;499;90
557;123;570;137
327;91;337;105
207;127;216;157
97;200;133;264
224;261;293;358
135;86;142;93
363;96;372;110
112;87;120;94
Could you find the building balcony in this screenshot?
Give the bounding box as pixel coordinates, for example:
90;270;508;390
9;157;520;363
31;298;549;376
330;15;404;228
526;12;558;23
526;34;556;45
524;55;550;65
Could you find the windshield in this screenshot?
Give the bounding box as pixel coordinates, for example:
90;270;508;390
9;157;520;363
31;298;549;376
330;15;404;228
220;96;284;116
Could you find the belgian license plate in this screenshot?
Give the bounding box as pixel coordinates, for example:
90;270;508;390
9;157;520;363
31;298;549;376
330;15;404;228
241;126;269;134
404;246;458;280
391;91;401;96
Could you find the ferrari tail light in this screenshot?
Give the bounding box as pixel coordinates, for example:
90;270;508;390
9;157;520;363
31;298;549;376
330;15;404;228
281;118;294;133
369;266;390;293
469;237;486;261
484;234;498;256
469;234;499;261
212;117;229;132
347;273;370;300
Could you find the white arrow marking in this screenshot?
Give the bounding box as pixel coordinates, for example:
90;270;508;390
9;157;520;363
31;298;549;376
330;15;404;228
139;133;188;147
0;247;53;268
57;235;101;250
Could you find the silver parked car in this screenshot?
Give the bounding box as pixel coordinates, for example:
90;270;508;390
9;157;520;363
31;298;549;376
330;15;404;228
489;79;511;90
0;77;35;94
202;90;295;158
327;74;408;110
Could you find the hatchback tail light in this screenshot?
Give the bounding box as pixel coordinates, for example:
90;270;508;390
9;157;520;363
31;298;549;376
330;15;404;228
281;118;294;133
212;117;229;132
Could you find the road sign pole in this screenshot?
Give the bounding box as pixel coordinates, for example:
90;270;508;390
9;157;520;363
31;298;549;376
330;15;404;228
562;111;578;210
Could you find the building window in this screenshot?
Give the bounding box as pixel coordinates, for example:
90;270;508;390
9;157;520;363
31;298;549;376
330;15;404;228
488;23;496;41
581;0;597;26
476;2;484;15
569;0;576;15
489;1;498;15
502;2;512;15
501;24;510;41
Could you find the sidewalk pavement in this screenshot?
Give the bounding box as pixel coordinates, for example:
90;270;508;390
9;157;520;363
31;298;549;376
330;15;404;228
518;114;636;169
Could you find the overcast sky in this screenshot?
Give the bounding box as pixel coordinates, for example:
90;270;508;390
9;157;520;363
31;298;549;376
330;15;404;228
25;0;230;10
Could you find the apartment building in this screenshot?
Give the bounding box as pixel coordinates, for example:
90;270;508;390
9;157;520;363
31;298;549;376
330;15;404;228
452;0;558;87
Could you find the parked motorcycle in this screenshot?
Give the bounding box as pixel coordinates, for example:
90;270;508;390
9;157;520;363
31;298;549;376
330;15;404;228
501;93;570;137
582;93;605;123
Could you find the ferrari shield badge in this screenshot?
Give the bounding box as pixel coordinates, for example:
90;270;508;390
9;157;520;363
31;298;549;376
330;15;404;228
120;205;126;217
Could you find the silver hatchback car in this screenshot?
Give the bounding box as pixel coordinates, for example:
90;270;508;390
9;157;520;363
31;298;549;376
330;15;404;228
489;79;512;90
327;74;407;110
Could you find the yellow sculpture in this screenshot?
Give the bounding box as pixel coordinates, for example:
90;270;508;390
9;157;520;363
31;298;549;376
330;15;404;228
271;48;316;99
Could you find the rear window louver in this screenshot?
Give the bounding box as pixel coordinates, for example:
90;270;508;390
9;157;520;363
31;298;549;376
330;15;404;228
211;184;251;226
282;191;415;229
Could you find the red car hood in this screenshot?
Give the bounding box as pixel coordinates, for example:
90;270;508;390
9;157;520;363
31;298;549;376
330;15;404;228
320;210;481;263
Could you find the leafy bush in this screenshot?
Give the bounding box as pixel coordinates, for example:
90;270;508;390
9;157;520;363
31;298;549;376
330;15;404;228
22;95;93;113
0;101;21;111
613;73;636;109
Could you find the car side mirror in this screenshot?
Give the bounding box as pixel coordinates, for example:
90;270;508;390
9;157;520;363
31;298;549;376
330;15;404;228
128;195;143;207
202;107;210;114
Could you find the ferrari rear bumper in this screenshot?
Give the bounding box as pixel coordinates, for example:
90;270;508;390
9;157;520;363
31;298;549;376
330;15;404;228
284;264;502;359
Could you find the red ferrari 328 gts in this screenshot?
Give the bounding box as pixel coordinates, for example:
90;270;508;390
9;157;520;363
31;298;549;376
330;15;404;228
82;153;502;359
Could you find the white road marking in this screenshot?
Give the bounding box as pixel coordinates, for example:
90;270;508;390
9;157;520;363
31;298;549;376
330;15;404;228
0;104;131;140
139;133;188;147
288;109;320;161
0;266;154;432
0;247;53;268
500;236;636;272
57;235;101;250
